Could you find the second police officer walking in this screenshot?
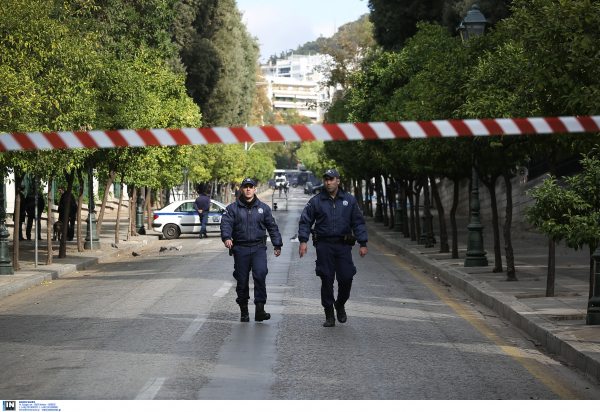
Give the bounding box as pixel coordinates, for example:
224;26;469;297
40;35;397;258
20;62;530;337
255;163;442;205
298;169;368;327
220;178;283;322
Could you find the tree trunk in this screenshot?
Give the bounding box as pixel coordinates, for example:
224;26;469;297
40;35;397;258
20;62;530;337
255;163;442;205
546;239;555;297
542;145;558;298
97;170;116;236
76;168;84;253
479;172;502;272
468;175;473;223
144;186;151;233
414;180;422;240
499;146;517;281
12;172;24;271
388;177;395;230
423;176;435;248
401;181;410;239
46;174;54;265
407;182;416;241
590;246;595;304
381;176;389;226
59;169;75;259
450;177;460;259
115;180;124;245
430;175;449;253
130;186;137;237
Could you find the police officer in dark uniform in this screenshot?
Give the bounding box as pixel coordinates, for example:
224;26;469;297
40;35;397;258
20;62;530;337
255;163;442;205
298;169;368;327
221;178;283;322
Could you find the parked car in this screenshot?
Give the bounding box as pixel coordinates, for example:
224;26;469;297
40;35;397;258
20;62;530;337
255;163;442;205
311;184;324;195
152;199;227;240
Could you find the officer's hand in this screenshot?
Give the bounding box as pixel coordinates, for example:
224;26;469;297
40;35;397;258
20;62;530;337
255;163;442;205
359;247;368;258
224;240;233;249
299;242;308;258
274;249;281;257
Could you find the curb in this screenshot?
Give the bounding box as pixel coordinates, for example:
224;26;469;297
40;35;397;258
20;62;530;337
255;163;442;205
366;224;600;383
0;236;160;300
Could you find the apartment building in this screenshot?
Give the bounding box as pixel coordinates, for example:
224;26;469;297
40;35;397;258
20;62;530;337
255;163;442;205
261;54;333;123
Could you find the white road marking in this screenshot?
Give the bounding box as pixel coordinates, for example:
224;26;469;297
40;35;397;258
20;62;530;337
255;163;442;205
213;281;234;297
196;240;213;245
178;314;208;342
135;377;165;400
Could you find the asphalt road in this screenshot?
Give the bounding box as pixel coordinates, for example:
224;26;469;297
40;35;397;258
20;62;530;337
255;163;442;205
0;187;598;400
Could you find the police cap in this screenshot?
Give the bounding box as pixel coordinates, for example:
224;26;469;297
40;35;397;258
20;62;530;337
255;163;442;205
241;178;256;187
323;169;340;179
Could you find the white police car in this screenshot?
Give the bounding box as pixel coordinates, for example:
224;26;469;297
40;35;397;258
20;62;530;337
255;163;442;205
152;199;227;239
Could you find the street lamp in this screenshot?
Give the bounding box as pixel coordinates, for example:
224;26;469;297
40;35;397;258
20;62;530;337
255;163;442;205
458;5;489;267
456;4;489;42
136;187;145;235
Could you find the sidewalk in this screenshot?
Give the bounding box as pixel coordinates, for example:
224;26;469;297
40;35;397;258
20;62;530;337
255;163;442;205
0;208;161;300
366;213;600;382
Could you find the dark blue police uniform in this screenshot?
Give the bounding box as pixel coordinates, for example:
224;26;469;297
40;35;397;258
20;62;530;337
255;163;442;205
298;185;367;309
220;194;282;306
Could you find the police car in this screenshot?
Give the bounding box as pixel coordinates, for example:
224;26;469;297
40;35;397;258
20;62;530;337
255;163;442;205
152;199;227;239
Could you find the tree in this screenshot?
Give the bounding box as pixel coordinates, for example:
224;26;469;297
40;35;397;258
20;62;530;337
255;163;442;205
171;0;260;127
317;14;376;93
525;151;600;299
368;0;446;50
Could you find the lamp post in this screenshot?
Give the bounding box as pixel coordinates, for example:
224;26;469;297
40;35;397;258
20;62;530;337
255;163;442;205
84;162;99;250
458;5;489;267
136;187;145;235
0;169;13;274
394;192;403;232
464;157;488;266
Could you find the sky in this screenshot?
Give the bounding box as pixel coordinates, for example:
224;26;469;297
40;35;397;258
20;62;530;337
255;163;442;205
236;0;370;62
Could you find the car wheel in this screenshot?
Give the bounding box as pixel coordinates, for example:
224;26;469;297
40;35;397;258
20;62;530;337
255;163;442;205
163;224;180;240
292;184;298;188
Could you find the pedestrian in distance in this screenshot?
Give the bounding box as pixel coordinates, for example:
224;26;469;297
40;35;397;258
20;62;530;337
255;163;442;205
221;178;283;322
14;185;26;241
25;187;45;241
194;184;211;239
298;169;368;327
283;180;289;196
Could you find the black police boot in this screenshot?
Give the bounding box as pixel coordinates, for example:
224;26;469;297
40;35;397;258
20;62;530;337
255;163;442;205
334;300;347;323
255;302;271;322
323;306;335;327
239;303;250;322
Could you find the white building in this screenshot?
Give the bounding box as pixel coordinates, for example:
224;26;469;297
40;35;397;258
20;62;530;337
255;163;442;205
261;54;333;123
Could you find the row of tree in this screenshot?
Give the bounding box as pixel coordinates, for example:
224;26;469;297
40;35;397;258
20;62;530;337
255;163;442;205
0;0;277;267
308;0;600;300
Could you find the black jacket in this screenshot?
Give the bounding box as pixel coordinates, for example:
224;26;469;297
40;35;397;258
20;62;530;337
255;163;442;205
26;192;45;217
298;188;368;247
220;197;283;250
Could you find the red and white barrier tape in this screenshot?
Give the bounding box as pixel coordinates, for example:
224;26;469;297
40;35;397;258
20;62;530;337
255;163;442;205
1;116;599;152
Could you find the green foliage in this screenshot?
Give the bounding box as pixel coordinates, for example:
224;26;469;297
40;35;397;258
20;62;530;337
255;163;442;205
367;0;512;50
296;141;336;176
525;151;600;251
172;0;259;127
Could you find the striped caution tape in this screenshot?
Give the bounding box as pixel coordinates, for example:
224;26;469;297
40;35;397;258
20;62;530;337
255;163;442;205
1;116;599;152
